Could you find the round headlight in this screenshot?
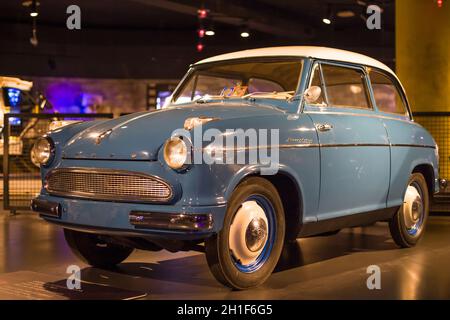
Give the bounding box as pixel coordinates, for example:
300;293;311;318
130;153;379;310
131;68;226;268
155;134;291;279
31;137;54;167
163;137;188;170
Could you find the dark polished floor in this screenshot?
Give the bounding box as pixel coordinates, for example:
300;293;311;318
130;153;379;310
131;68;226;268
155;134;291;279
1;211;450;299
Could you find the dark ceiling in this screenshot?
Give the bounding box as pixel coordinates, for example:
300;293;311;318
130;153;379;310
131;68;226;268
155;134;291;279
0;0;395;34
0;0;396;78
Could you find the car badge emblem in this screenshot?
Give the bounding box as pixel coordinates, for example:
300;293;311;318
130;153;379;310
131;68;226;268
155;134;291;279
95;129;112;144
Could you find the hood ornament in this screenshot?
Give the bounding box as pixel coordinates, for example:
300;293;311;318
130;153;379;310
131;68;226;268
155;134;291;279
184;116;220;130
95;129;112;144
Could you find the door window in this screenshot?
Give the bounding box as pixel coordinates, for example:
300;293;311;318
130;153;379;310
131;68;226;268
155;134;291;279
321;64;370;109
307;63;370;109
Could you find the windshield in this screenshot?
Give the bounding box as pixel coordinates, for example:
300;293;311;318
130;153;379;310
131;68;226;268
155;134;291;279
172;58;303;105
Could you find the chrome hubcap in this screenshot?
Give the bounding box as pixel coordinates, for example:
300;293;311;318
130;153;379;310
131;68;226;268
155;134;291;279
229;201;269;265
403;184;424;234
245;217;268;252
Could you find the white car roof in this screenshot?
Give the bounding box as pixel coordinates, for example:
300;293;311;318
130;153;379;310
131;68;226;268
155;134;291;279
195;46;395;76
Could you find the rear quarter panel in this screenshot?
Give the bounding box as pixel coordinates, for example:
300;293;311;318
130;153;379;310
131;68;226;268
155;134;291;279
382;117;438;207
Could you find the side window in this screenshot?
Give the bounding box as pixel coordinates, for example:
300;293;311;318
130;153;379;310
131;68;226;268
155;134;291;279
369;70;408;116
321;64;370;109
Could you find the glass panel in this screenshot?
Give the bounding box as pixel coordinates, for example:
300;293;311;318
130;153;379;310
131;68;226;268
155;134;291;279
173;59;303;107
194;75;241;99
369;70;407;115
175;77;195;104
248;78;284;93
321;64;370;109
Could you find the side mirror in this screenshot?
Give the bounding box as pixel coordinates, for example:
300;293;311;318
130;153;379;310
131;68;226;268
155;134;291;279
304;86;322;104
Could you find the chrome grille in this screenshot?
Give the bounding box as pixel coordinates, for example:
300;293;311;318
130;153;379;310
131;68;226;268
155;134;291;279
45;168;172;203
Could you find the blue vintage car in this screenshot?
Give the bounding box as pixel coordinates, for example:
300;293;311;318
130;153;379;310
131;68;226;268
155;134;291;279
31;47;439;289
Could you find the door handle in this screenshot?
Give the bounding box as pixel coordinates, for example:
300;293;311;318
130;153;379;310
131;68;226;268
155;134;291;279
316;123;333;132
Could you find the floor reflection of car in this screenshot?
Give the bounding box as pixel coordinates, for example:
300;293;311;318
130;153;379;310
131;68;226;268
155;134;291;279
31;47;439;290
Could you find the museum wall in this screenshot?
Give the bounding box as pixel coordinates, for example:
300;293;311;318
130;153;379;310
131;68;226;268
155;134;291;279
396;0;450;113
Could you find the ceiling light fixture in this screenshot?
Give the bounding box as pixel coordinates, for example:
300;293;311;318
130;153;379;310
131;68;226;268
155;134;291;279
30;0;38;17
323;4;333;25
240;24;250;38
22;0;40;17
205;22;215;36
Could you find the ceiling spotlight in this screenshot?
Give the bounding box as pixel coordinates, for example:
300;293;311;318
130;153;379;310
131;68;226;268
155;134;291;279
30;0;38;17
322;4;333;25
240;25;250;38
205;22;215;36
23;0;40;17
196;43;204;52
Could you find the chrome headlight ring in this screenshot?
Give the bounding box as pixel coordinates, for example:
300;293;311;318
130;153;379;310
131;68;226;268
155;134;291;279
31;136;55;167
163;136;192;171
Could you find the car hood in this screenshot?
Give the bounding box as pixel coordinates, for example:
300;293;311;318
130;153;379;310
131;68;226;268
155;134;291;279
62;102;284;160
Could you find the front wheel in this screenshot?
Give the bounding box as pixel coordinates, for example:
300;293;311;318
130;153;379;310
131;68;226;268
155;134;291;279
64;229;134;269
389;173;429;248
205;177;285;290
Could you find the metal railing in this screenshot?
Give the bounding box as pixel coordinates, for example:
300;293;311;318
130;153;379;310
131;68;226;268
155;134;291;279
2;113;113;213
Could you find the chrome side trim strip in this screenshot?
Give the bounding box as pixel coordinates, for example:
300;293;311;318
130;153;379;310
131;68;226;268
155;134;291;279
204;143;436;151
320;143;388;148
391;144;436;149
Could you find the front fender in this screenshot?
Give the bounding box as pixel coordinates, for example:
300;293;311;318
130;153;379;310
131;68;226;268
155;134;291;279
224;163;310;223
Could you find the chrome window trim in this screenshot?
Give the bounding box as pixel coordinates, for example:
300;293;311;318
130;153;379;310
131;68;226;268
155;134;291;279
304;60;374;111
44;167;174;204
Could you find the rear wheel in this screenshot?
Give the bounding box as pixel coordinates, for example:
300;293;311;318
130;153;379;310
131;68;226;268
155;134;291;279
389;173;429;248
205;177;285;290
64;229;134;268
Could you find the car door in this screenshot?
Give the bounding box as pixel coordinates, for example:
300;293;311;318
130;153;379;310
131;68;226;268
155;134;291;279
303;62;391;221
